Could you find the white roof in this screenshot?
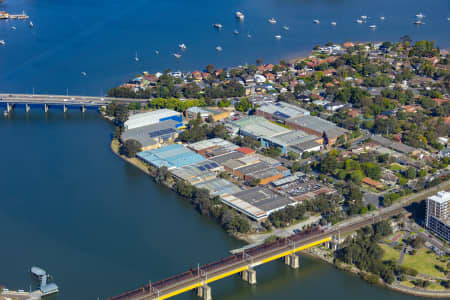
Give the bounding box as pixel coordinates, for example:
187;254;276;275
429;191;450;204
125;109;180;130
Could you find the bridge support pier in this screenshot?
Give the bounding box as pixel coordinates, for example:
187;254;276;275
63;104;67;112
196;285;212;300
81;105;86;113
284;254;300;269
6;103;13;113
26;103;30;112
44;104;49;113
241;268;256;285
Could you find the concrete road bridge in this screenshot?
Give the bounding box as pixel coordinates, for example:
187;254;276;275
0;93;148;113
109;206;408;300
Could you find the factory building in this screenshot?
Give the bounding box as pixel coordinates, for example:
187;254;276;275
221;187;296;221
121;120;180;151
124;109;183;130
187;138;239;156
137;144;205;170
286;115;348;146
255;102;310;125
231;116;323;154
186;107;231;122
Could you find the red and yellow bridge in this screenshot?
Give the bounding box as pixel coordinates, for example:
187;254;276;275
110;228;334;300
109;206;408;300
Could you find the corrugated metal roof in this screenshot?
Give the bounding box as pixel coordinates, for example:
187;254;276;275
137;144;205;169
125;109;181;130
232;116;290;138
257;102;310;119
195;178;242;196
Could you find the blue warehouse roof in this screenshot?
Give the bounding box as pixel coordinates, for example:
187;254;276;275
137;144;205;169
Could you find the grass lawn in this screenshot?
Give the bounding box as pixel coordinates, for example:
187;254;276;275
379;243;400;262
400;281;415;288
428;283;446;291
390;163;404;171
402;248;448;278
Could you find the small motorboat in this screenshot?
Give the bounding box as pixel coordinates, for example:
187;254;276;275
29;21;34;28
0;40;5;46
155;50;159;55
414;20;425;25
283;26;289;31
369;25;377;29
216;46;223;52
268;18;277;24
213;23;223;29
179;43;187;50
247;33;252;39
236;11;245;21
173;53;182;59
380;16;385;20
11;26;16;30
331;21;337;26
416;12;425;19
361;15;368;20
234;30;239;35
313;19;320;24
81;72;87;77
274;35;282;40
356;19;363;24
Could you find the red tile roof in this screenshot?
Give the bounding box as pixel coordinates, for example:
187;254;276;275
236;147;255;155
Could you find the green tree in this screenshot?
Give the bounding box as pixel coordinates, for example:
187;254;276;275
405;167;417;179
235;98;251;112
121;139;142;157
206;64;215;74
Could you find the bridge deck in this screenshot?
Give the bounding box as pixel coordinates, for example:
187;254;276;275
109;206;407;300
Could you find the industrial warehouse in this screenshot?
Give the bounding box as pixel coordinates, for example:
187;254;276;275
121;102;344;223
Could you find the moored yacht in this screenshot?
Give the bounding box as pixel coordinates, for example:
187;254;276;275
369;24;377;29
274;35;281;40
416;12;425;19
216;46;222;52
380;16;385;20
356;19;363;24
179;43;187;50
0;40;5;46
173;53;182;59
313;19;320;24
268;17;277;24
213;23;223;29
361;15;368;20
235;11;244;21
234;30;239;35
414;20;425;25
283;25;289;31
331;21;337;26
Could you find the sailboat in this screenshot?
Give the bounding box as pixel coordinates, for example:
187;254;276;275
134;52;139;62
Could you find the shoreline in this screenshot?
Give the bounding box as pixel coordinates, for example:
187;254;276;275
108;137;450;299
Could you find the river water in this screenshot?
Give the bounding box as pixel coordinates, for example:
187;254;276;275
0;110;437;300
0;0;449;95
